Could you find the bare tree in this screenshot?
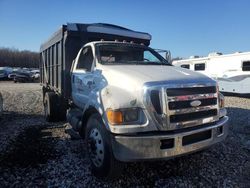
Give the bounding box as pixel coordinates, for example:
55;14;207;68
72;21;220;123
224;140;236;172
0;47;39;68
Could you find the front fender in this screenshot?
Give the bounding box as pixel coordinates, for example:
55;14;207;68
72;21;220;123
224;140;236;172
100;85;143;110
83;85;144;132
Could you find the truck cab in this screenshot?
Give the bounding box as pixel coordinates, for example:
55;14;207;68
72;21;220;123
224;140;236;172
40;23;229;179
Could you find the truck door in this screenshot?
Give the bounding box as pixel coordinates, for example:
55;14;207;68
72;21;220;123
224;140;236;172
72;46;95;109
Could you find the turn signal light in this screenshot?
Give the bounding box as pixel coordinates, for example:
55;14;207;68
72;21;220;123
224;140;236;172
106;109;123;124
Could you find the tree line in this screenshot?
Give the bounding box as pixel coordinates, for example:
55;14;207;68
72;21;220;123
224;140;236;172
0;47;39;68
0;47;183;68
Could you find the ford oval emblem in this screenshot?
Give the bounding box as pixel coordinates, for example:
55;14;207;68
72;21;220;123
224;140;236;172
190;100;201;107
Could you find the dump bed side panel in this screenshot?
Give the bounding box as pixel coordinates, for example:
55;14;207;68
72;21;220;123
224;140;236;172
40;28;64;94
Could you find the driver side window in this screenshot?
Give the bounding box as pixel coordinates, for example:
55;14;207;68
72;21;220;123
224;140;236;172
76;47;94;71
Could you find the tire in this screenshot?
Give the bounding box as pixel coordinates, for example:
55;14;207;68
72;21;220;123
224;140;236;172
44;92;58;122
57;103;67;121
86;113;123;180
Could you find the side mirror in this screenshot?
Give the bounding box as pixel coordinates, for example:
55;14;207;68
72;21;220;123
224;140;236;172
154;49;172;64
165;50;172;64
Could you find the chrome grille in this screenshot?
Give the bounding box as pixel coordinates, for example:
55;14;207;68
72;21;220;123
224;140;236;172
145;83;219;131
167;86;216;96
166;86;219;129
170;109;218;123
168;98;217;110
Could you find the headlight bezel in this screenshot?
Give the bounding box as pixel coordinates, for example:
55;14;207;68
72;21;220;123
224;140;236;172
106;107;144;125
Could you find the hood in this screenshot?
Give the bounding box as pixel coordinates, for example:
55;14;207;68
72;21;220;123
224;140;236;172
100;65;215;88
99;64;215;110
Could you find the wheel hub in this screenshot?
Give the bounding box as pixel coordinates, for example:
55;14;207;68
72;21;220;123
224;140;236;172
87;128;104;167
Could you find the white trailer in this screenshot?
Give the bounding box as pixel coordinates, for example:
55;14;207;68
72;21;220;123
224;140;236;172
172;52;250;95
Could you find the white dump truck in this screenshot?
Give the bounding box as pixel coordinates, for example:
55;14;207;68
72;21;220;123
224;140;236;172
40;23;229;179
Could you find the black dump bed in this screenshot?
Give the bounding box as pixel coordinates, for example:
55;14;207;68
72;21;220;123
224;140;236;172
40;23;151;100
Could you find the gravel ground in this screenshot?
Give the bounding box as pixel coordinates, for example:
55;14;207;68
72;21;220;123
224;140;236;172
0;81;249;187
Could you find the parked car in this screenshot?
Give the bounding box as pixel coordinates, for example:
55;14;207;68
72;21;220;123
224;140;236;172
8;69;21;79
0;67;13;80
14;71;34;83
8;68;40;82
8;72;16;79
31;69;40;80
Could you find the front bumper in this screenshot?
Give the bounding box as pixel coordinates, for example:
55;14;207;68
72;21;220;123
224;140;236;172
111;116;229;162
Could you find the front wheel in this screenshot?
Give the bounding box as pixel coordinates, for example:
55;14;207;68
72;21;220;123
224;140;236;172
86;114;123;180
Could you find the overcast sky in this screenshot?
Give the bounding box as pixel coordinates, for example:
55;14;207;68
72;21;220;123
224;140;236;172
0;0;249;58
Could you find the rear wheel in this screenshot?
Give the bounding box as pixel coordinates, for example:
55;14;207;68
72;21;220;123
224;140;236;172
86;113;123;180
57;103;67;121
44;92;58;122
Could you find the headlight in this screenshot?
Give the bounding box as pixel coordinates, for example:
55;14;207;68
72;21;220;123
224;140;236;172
106;108;140;125
219;92;225;108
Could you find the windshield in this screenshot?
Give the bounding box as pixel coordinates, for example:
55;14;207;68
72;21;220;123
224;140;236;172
97;43;170;65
